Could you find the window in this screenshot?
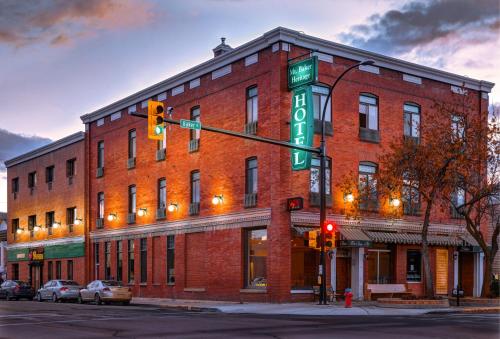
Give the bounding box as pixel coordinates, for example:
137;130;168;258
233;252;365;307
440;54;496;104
128;185;136;214
45;166;54;183
94;243;100;280
66;158;76;177
190;107;200;141
312;85;332;134
359;94;378;130
246;86;258;124
367;247;394;284
310;157;331;195
451;114;464;139
11;177;19;194
191;171;200;204
97;192;104;219
451;187;465;218
56;261;62;279
246;158;258;195
11;219;19;236
244;228;267;288
67;260;73;280
359;162;378;210
46;211;55;235
403;173;420;215
116;240;123;282
28;215;36;237
128;129;136;160
140;238;147;283
66;207;76;232
128;239;135;284
12;264;19;280
406;250;421;282
97;141;104;169
404;103;420;139
167;235;175;284
158;178;166;209
105;241;111;280
28;171;37;188
48;261;53;281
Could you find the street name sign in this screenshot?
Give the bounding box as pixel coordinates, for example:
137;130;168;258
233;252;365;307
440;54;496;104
290;86;314;171
180;119;201;130
288;56;318;90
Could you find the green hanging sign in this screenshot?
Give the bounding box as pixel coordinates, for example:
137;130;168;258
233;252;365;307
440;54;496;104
290;86;314;170
288;56;318;90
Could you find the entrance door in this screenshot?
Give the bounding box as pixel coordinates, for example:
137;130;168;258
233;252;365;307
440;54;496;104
336;257;351;293
29;264;44;290
460;252;474;296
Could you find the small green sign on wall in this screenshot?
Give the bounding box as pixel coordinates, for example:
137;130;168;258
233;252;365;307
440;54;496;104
288;56;318;90
290;86;314;170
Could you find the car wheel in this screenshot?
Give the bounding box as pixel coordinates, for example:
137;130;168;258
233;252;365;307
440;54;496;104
77;294;84;304
52;293;58;303
5;293;11;301
37;293;43;302
94;293;102;305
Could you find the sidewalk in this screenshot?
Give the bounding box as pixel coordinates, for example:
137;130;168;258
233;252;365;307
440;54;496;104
131;297;497;316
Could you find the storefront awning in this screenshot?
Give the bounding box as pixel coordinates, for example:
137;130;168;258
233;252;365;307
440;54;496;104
339;227;371;241
292;226;318;236
364;231;464;246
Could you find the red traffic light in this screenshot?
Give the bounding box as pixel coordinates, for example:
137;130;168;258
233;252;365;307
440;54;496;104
324;220;336;233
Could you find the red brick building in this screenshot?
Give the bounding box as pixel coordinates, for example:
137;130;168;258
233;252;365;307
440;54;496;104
6;132;86;290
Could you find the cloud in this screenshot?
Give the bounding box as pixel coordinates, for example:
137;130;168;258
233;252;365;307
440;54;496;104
0;129;52;172
339;0;500;55
0;0;156;47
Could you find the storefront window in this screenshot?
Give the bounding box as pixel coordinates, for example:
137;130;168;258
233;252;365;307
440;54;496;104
407;250;422;282
245;228;267;288
291;231;319;289
367;247;394;284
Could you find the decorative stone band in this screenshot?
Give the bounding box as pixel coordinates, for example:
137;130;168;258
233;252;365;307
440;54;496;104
90;208;272;242
6;236;84;250
291;211;476;247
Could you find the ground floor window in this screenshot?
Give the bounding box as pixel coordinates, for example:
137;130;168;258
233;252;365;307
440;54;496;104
406;250;422;282
167;235;175;284
48;261;53;281
367;245;394;284
116;241;123;282
94;243;100;280
67;260;73;280
105;242;111;280
128;240;135;284
244;228;267;288
56;261;61;279
291;231;319;289
140;238;147;283
12;264;19;280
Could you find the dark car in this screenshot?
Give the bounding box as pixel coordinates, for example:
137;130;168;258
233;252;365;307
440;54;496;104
0;280;35;300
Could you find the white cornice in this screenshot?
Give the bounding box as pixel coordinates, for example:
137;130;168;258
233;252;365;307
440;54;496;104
6;236;84;250
5;132;85;168
90;208;271;242
80;27;494;124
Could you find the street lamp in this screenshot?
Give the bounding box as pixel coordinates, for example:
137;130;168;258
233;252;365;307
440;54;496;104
318;59;375;305
212;194;223;205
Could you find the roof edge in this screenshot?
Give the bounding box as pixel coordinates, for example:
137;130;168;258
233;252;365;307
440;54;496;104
5;131;85;168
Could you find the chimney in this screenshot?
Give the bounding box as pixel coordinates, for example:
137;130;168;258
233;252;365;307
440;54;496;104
212;37;233;58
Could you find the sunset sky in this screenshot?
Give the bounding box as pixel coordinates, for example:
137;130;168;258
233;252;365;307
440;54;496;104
0;0;499;211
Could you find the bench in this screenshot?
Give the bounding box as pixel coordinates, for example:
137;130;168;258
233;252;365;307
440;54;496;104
365;283;412;301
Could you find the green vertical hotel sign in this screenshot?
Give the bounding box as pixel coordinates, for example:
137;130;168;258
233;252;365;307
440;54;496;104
290;86;314;170
288;56;318;90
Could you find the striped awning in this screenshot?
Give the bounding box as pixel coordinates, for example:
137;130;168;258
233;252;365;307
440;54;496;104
339;227;371;241
365;231;464;246
292;226;318;236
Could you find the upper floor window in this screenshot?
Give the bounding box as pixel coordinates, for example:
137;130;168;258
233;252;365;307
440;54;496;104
28;215;36;236
359;94;378;130
66;207;76;230
66;158;76;177
403;172;420;215
28;171;37;188
46;211;55;231
191;171;200;204
310;157;331;195
451;187;465;218
246;86;258;124
158;178;166;209
128;185;137;214
312;85;332;134
359;162;378;210
11;218;19;235
97;192;104;219
246;158;258;195
12;177;19;194
97;141;104;168
128;129;136;159
190;107;201;141
45;166;54;184
404;103;420;139
451;114;464;140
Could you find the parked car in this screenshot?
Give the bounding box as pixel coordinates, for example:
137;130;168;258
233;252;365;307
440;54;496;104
78;280;132;305
0;280;35;300
36;280;82;302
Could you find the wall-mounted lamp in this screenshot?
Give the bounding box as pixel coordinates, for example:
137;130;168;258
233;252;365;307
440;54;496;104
167;203;178;212
52;222;61;229
344;193;354;203
16;228;24;234
74;218;83;226
390;197;401;207
212;195;224;205
107;213;118;222
33;225;41;232
137;208;147;217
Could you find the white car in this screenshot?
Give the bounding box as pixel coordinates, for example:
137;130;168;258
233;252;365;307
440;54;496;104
78;280;132;305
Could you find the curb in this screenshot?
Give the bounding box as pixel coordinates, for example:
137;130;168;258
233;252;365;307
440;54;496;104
132;302;220;312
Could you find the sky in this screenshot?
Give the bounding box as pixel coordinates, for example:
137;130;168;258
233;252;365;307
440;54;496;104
0;0;499;211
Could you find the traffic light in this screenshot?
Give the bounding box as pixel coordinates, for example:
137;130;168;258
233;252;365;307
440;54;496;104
324;220;337;250
306;230;318;248
148;100;165;140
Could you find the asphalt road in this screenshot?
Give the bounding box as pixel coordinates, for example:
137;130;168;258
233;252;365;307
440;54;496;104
0;300;498;338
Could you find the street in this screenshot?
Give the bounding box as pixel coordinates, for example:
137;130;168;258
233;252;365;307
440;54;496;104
0;300;498;338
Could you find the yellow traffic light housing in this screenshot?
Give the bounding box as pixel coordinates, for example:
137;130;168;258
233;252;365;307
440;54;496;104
148;100;165;140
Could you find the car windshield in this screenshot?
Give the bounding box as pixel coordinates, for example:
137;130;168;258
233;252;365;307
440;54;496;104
59;280;79;286
102;280;122;287
14;281;30;287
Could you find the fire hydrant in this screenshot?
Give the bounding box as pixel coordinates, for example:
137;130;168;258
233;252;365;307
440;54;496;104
344;288;353;308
